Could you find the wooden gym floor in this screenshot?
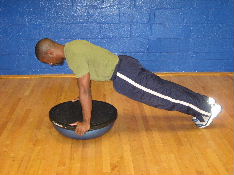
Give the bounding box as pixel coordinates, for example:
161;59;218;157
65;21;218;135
0;73;233;175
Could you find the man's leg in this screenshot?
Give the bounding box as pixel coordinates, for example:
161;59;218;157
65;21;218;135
112;55;221;128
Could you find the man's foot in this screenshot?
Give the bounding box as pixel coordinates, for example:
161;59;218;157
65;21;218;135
193;97;222;128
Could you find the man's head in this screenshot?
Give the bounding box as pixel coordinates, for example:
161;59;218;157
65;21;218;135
35;38;65;66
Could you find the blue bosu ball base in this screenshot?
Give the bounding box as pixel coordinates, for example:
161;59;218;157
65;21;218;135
53;122;115;140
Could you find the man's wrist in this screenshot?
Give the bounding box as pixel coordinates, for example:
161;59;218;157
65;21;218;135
83;119;91;124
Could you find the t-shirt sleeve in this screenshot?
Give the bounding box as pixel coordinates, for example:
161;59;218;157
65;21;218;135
69;56;89;78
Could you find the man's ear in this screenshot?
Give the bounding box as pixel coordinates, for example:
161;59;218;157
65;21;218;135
47;49;55;58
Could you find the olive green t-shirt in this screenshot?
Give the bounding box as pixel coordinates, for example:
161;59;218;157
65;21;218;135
64;40;119;81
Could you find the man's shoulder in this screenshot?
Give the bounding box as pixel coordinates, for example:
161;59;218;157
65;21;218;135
65;40;84;53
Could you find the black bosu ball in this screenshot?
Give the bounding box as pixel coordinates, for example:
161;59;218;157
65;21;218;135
49;100;117;140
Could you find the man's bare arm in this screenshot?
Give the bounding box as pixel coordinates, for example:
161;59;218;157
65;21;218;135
78;73;92;123
70;73;92;135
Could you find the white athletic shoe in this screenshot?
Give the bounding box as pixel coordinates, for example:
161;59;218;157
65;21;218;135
193;97;222;128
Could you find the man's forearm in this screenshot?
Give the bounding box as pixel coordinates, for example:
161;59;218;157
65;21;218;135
79;90;92;123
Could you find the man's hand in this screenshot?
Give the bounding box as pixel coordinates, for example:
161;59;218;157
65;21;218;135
70;121;90;136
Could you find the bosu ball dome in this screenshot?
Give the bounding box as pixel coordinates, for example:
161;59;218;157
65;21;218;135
49;100;117;140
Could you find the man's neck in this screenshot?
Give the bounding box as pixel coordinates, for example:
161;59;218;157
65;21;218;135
57;44;66;59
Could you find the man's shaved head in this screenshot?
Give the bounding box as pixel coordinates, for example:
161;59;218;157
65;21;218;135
35;38;58;60
35;38;65;66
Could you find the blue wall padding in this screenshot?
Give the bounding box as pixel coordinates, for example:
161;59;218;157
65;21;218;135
0;0;233;75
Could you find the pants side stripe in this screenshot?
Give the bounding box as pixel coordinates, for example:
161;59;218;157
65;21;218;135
116;72;211;116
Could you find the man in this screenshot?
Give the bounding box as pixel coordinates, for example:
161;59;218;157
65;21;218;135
35;38;222;136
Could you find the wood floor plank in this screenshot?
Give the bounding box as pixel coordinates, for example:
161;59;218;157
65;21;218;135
0;74;233;175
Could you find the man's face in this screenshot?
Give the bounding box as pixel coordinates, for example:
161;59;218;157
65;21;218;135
40;50;64;66
41;56;64;66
